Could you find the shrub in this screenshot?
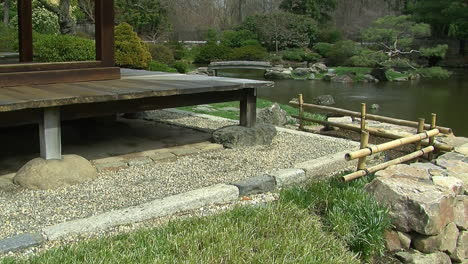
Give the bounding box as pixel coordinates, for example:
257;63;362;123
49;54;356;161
115;23;152;69
193;44;232;64
166;41;187;60
313;42;333;57
229;45;268;61
302;51;321;63
328;40;362;66
416;67;452;79
220;30;257;48
381;58;418;69
317;27;342;43
280;175;392;261
282;49;321;63
148;61;177;73
147;43;175;65
348;49;387;67
172;61;190;73
0;24;16;52
421;44;449;66
33;33;95;62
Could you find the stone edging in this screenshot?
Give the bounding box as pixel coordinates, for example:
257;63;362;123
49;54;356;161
0;110;359;255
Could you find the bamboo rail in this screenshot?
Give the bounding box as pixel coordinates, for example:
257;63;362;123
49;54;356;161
290;115;453;152
342;146;435;182
289;101;453;134
345;129;439;161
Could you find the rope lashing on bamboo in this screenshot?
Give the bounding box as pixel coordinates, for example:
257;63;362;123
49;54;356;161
345;129;439;161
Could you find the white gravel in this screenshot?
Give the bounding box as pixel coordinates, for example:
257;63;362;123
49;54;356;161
0;110;355;240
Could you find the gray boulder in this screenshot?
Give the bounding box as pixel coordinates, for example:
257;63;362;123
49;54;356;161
292;68;312;76
212;124;277;149
257;103;289;126
395;251;451;264
371;103;380;110
264;68;293;80
14;155;98;190
365;176;455;235
331;75;353;83
364;74;379;83
312;95;335;106
311;63;328;73
322;73;336;81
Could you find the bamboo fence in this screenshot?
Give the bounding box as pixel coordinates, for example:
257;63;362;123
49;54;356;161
290;94;447;182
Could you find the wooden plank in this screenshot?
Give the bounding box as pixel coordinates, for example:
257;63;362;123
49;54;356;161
95;0;115;66
0;67;121;88
17;0;33;62
0;61;102;73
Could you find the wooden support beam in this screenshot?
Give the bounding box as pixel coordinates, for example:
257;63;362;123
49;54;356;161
240;88;256;128
95;0;115;66
17;0;33;62
39;107;62;160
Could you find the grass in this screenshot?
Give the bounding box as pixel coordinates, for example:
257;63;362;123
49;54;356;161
178;98;326;124
385;70;408;81
1;204;360;264
280;174;392;261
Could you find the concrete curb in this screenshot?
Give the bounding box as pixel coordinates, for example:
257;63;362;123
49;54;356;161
0;233;45;254
42;184;239;241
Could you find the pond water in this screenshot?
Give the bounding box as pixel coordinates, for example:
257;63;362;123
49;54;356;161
218;69;468;137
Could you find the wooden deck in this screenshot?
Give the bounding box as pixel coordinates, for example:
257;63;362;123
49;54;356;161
0;69;271;160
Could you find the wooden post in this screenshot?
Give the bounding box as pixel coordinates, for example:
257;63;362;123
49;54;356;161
95;0;115;66
17;0;33;62
298;94;304;130
240;88;256;128
39;107;62;160
415;118;425;151
428;113;437;161
357;103;368;170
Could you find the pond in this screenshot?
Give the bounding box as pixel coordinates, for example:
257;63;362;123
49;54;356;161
218;69;468;137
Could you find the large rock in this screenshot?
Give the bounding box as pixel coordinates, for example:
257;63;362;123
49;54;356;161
364;74;379;83
366;177;455;235
410;162;447;177
395;251;451;264
311;63;328;73
264;68;293;80
370;68;389;82
331;75;353;83
375;164;432;180
292;67;312;76
312;95;335;106
454;195;468;230
455;143;468;156
450;231;468;262
14;155;97;190
257;103;289;126
432;176;465;195
413;222;459;254
212;124;277;149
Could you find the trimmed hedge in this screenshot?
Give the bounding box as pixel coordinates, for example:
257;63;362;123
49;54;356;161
33;33;95;62
229;45;268;61
115;23;152;69
194;44;231;64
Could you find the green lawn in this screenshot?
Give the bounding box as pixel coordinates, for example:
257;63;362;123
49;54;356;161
178;99;326;123
1;175;390;264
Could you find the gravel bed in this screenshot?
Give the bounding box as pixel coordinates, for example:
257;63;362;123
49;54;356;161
0;110;355;240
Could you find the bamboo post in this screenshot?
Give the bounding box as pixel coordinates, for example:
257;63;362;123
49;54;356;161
415;118;425;151
428;113;437;161
357;103;368;170
342;146;435;182
298;94;304;130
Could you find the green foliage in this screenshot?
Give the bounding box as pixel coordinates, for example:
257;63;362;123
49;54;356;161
317;27;342;43
172;61;190;73
114;23;152;69
327;40;362;66
282;49;321;63
115;0;169;39
0;24;16;52
421;44;449;58
313;42;333;57
31;6;60;34
348;49;387;67
220;30;257;48
33;33;95;62
362;15;430;59
229;45;268;61
147;43;175;65
416;67;452;79
281;175;392;261
380;58;418;69
242;11;318;51
205;28;219;44
148;61;177;73
193;44;231;64
166;41;187;60
280;0;337;23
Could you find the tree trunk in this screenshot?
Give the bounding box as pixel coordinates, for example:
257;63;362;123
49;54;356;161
58;0;76;35
3;0;10;25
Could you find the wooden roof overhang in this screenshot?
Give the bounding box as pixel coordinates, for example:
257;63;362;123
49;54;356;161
0;0;120;88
